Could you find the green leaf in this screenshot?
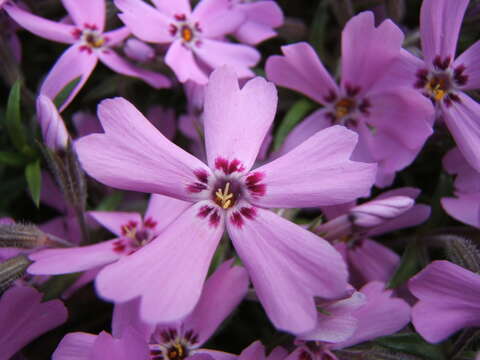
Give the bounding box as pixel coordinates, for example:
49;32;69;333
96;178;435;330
5;80;29;153
0;151;28;167
53;76;82;109
387;240;421;288
39;273;81;301
25;160;42;207
95;192;124;211
376;333;446;360
273;98;316;151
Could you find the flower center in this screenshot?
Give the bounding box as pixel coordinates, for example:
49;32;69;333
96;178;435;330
334;98;356;119
426;74;450;101
166;343;188;360
214;182;236;209
169;14;202;47
84;32;105;48
181;25;194;42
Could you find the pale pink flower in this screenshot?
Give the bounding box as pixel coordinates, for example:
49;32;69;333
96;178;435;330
73;67;376;333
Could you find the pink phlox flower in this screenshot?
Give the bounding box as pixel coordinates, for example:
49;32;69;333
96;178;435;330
266;11;434;187
228;0;284;45
386;0;480;172
53;261;247;360
4;0;171;111
286;281;411;360
28;193;191;278
409;260;480;343
441;147;480;228
0;285;68;360
114;0;260;84
316;188;430;287
74;66;376;333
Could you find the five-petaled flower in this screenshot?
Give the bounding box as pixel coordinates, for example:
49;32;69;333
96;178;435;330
72;66;377;334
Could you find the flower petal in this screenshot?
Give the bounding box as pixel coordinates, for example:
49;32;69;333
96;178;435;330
203;67;277;172
145;194;192;234
4;3;76;44
104;27;131;46
95;201;224;323
111;298;154;339
251;126;377;208
194;39;260;79
420;0;469;67
266;42;338;105
61;0;105;30
333;281;411;349
28;239;122;274
194;5;245;38
40;44;98;112
182;260;249;345
53;332;97;360
98;50;171;89
409;260;480;343
36;95;69;150
75;97;211;202
165;40;208;84
150;0;191;16
227;207;349;334
341;12;404;94
455;40;480;90
115;0;172;43
442;92;480;172
0;286;68;360
299;292;365;343
441;194;480;228
347;239;400;286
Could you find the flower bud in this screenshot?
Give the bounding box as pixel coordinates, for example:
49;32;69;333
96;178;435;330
36;95;69;151
0;223;49;248
0;255;31;292
124;38;155;63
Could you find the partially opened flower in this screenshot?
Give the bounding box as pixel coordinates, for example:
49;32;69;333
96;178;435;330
316;188;430;287
53;260;248;360
5;0;171;111
115;0;260;84
37;95;69;151
266;12;434;187
0;285;68;360
74;67;376;333
386;0;480;171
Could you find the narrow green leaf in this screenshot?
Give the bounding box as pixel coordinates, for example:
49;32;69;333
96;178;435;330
387;240;421;288
25;160;42;207
376;333;446;360
39;273;81;301
5;80;28;153
53;76;82;109
0;151;28;167
96;192;124;211
273;98;315;151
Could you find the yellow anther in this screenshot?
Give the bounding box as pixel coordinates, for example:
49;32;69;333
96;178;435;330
427;76;448;101
92;37;105;48
181;26;193;42
334;98;355;119
432;86;446;101
215;182;234;209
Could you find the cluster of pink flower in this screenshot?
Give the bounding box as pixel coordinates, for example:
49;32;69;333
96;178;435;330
1;0;480;359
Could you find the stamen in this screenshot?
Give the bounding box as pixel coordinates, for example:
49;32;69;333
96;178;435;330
181;26;193;42
215;182;234;209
